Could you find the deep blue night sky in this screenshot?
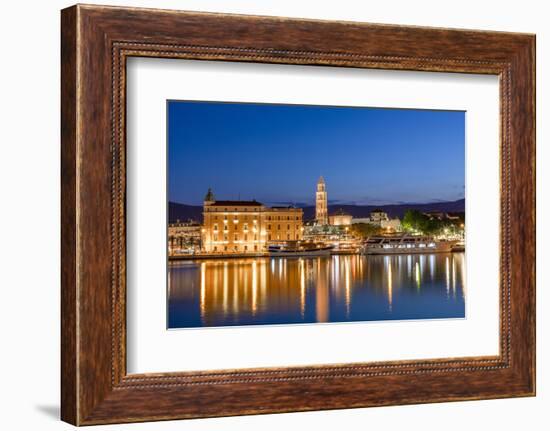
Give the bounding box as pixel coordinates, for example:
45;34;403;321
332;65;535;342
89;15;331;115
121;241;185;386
168;101;465;206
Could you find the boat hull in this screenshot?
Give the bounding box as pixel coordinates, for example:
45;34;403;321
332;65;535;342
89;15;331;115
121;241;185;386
363;242;456;255
269;248;332;257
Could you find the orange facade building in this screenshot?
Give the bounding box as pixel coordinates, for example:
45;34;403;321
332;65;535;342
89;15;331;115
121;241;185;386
201;188;303;253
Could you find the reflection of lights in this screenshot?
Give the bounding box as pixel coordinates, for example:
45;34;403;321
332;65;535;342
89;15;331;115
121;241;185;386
200;262;206;320
333;255;340;286
170;251;469;330
345;257;351;318
167;268;171;295
252;261;258;315
445;257;450;298
223;262;228;314
233;270;238;312
461;253;466;300
452;257;456;297
299;259;305;317
260;259;267;304
386;256;393;311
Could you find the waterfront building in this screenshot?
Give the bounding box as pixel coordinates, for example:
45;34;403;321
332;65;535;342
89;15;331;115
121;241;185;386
315;176;328;225
329;208;352;226
351;209;402;232
168;221;201;254
201;189;303;254
369;209;390;224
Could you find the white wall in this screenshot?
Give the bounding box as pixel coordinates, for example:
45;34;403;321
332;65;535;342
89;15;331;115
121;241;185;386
0;1;546;430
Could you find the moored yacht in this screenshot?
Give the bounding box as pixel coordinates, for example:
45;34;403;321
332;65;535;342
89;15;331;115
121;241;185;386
362;234;457;255
268;241;334;257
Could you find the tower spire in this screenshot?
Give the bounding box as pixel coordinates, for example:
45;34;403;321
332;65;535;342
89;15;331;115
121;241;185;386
204;187;215;205
315;176;328;225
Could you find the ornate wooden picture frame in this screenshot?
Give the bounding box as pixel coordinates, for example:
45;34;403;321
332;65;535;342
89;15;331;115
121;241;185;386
61;4;535;425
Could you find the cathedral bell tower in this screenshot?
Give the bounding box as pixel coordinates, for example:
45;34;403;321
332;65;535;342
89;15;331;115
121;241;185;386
315;176;328;225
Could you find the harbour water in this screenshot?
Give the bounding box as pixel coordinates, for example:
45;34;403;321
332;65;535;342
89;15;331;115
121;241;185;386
168;253;465;329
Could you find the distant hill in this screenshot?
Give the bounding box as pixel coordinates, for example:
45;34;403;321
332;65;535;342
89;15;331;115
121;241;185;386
301;199;465;221
169;199;465;223
169;202;203;223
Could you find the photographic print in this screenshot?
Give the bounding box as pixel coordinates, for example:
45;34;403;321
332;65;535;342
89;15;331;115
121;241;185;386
167;101;466;329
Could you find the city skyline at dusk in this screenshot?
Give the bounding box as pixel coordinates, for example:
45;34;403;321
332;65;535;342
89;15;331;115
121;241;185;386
168;100;465;207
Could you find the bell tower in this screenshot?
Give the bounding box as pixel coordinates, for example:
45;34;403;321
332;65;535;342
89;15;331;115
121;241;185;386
315;176;328;225
204;187;215;206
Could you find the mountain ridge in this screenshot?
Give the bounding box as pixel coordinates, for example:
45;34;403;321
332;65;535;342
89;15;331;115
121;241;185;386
169;199;465;223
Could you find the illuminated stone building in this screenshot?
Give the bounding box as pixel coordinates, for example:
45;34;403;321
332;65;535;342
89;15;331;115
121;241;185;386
369;209;389;224
329;208;352;226
201;188;303;253
315;176;328;225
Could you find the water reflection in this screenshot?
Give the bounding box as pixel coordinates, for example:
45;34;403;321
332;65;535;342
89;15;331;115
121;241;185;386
168;253;465;329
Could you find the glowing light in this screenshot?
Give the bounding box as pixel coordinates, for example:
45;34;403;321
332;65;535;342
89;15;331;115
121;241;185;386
345;258;351;318
200;262;206;321
452;257;456;297
252;261;258;315
223;262;228;314
445;257;450;298
415;262;421;289
386;256;393;311
299;259;305;317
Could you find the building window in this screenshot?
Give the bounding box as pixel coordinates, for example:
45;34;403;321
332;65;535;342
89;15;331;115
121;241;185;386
296;234;299;239
214;246;217;251
287;224;290;230
268;234;271;240
224;234;228;241
244;234;248;241
254;245;257;251
277;224;281;230
254;234;257;240
234;234;238;241
224;246;228;251
224;215;227;220
243;223;248;231
268;224;271;230
224;225;228;231
244;245;248;251
287;234;290;240
213;224;218;231
213;234;218;241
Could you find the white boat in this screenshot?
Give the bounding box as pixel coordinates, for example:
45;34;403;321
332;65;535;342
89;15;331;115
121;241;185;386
362;234;457;255
268;241;334;257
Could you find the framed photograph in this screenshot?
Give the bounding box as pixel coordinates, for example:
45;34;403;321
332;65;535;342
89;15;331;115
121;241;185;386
61;4;535;425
